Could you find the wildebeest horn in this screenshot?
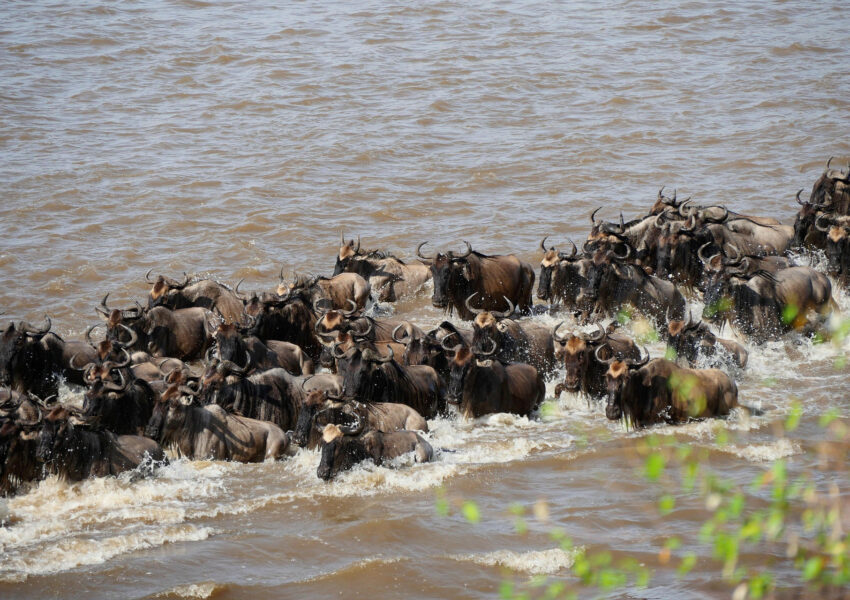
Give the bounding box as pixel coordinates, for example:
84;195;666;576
145;269;155;283
590;207;601;225
476;337;498;357
338;412;364;436
723;244;742;265
22;316;51;337
619;213;626;233
704;205;729;224
375;345;395;363
540;236;551;253
815;213;832;232
795;189;808;206
568;238;577;257
114;324;137;349
552;321;568;343
392;323;410;344
96;293;111;317
627;346;650;367
697;242;718;265
313;297;333;315
588;323;606;342
331;341;349;359
355;236;361;253
678;198;694;218
416;242;433;261
341;299;359;317
84;323;104;344
464;292;485;316
69;353;88;370
453;240;473;259
582;239;596;254
610;242;632;261
102;369;129;392
217;352;252;377
827;156;833;170
492;296;514;319
351;318;373;339
594;343;616;365
441;332;459;351
658;186;664;201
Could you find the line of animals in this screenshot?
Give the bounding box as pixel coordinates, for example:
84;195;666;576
1;158;848;494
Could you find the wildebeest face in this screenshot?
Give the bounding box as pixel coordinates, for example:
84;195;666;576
0;324;26;386
825;227;849;274
538;249;560;300
701;269;733;324
429;254;456;309
561;337;588;392
316;424;364;481
36;408;68;462
604;362;629;420
292;390;329;447
447;348;473;403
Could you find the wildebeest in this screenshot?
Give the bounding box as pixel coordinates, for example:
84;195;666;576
603;357;739;428
97;296;214;361
319;330;405;374
665;313;748;369
82;365;158;435
145;385;289;462
814;214;850;285
199;363;342;431
211;321;313;376
446;344;545;418
146;271;246;324
552;322;640;399
291;388;428;448
277;272;371;312
316;421;433;481
242;291;322;361
417;241;535;320
333;236;432;301
37;406;166;482
0;394;45;496
576;246;686;325
337;345;445;419
701;251;834;341
396;321;473;381
465;294;557;378
537;238;592;309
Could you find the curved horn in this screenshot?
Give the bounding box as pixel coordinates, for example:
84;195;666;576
84;323;104;344
313;297;333;315
552;321;569;343
705;205;729;224
456;240;473;259
594;343;616;365
627;346;650;367
111;347;132;368
102;368;129;392
440;332;460;351
416;242;433;260
588;323;606;342
796;189;808;206
464;292;485;316
590;207;601;225
723;244;742;265
115;324;138;349
568;238;577;257
391;323;410;344
350;318;373;339
145;269;155;283
338;412;365;436
314;317;338;340
96;293;111;317
678;198;694;218
476;337;497;357
697;242;718;265
69;353;89;370
658;186;665;201
619;212;626;233
540;236;550;253
815;213;832;233
341;299;359;317
827;156;833;170
331;341;349;359
492;296;515;319
355;236;361;254
610;242;632;261
22;316;51;337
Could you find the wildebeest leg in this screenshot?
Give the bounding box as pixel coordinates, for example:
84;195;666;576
414;442;433;463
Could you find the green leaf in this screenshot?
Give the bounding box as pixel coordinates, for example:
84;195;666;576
462;501;480;524
819;408;840;428
499;581;514;599
785;402;802;431
678;553;697;576
802;556;824;581
659;494;676;516
781;302;799;325
665;537;682;550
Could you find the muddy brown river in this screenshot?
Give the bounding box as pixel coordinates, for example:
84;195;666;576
1;1;849;598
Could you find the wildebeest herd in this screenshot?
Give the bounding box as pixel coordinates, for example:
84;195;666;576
1;159;848;494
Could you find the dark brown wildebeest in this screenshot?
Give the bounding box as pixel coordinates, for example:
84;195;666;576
97;295;214;361
416;241;535;320
145;385;289;462
537;238;594;310
82;365;158;435
551;322;640;399
211;322;313;376
314;307;423;345
291;388;428;448
277;272;371;312
337;345;445;419
446;343;545;419
465;294;557;378
576;246;686;325
603;357;739;428
319;330;405;374
199;363;342;432
808;157;850;213
333;236;432;302
701;251;834;341
396;321;473;382
665;313;748;369
37;406;166;482
242;291;322;362
814;214;850;286
0;395;45;496
146;271;245;324
316;421;433;481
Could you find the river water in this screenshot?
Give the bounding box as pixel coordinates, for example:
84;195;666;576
1;1;849;598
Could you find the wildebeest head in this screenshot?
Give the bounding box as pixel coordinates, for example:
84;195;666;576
339;345;395;401
145;271;190;309
145;384;196;441
537;238;579;301
648;187;682;216
666;313;714;364
0;318;52;389
552;322;606;393
332;235;361;276
416;241;474;311
212;322;253;372
699;246;744;325
575;244;632;313
599;347;649;421
316;420;368;481
815;214;850;275
653;214;701;283
810;157;850;211
36;406;73;463
198;356;251;407
467;293;514;355
445;340;496;404
292;387;349;447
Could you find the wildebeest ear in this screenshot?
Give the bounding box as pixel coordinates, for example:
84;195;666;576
461;263;473;281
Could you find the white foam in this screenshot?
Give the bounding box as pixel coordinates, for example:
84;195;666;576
449;548;579;575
